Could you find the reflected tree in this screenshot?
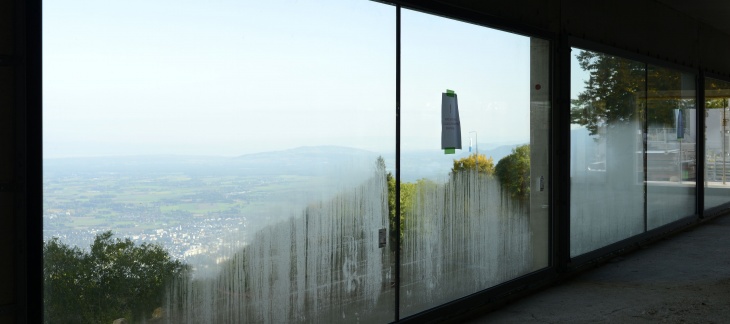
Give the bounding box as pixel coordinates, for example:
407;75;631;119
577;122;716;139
571;50;694;134
570;51;646;135
706;79;730;108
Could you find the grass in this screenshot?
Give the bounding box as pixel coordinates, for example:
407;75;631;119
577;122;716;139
69;216;106;227
160;202;240;214
43;172;322;232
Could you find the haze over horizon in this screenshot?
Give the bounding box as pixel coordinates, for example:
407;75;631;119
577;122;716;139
43;0;536;160
42;140;529;160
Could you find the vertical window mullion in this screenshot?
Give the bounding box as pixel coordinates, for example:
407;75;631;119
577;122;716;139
394;4;402;322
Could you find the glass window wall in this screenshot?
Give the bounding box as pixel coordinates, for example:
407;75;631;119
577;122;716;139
43;1;395;322
571;49;698;256
570;49;645;257
43;2;553;322
646;66;696;229
39;0;730;321
400;9;550;316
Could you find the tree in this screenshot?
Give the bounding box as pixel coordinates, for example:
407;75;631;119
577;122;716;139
495;145;530;199
386;171;437;250
43;239;88;323
44;232;188;323
387;172;416;250
386;171;398;250
451;153;495;176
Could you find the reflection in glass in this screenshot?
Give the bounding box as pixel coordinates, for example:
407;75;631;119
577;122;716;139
400;9;549;316
570;49;645;257
705;78;730;209
646;66;696;229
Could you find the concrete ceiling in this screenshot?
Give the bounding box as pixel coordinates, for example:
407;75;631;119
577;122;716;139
656;0;730;35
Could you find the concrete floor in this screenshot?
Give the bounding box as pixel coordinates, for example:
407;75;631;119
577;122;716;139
468;214;730;323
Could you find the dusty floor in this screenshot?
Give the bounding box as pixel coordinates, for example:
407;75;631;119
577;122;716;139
469;215;730;323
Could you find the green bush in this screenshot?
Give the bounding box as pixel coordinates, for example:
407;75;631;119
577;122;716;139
495;145;530;199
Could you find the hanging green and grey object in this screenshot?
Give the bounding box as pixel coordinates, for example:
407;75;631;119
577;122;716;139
441;89;461;154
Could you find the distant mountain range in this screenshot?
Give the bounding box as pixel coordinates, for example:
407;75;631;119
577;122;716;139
43;143;525;181
398;143;523;181
234;145;380;175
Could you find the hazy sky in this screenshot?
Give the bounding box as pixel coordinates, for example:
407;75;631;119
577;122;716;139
44;0;539;158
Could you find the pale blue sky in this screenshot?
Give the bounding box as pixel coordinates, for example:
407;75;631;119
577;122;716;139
44;1;538;158
401;8;532;152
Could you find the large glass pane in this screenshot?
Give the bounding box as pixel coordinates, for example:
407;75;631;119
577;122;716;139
43;1;395;323
570;49;645;257
400;9;550;316
705;78;730;209
646;66;696;229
